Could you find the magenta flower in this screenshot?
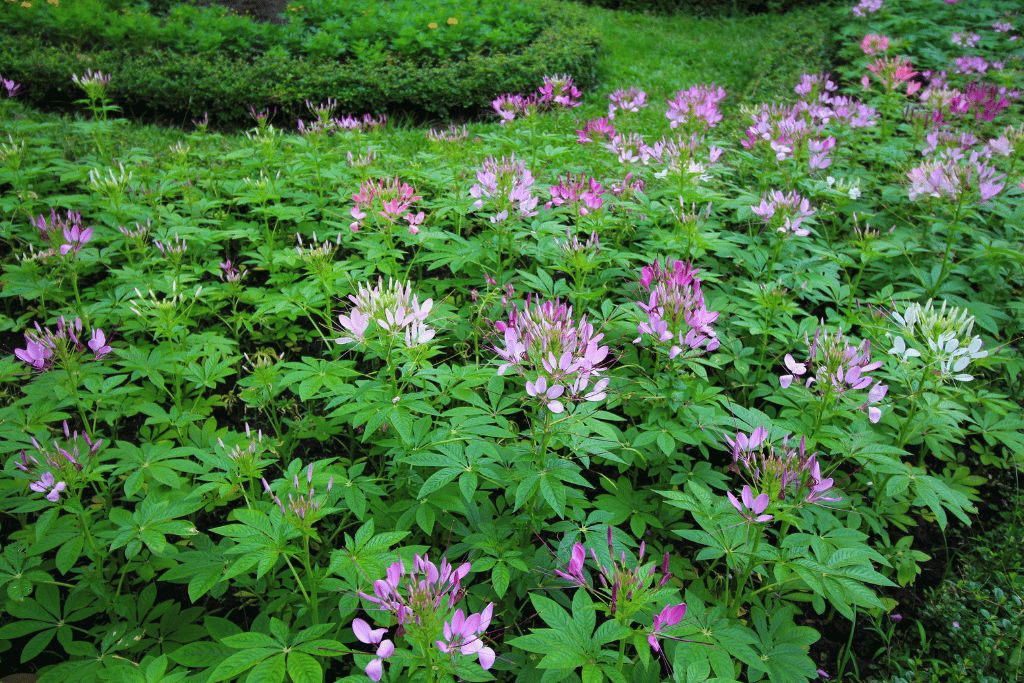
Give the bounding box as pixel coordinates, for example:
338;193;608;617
436;604;496;670
860;34;890;55
491;93;539;125
493;295;609;406
727;485;773;523
261;462;333;523
804;459;841;505
538;74;582;109
88;329;112;359
648;603;687;652
608;86;648;119
576;117;616;144
469;154;538;224
1;75;22;98
350;176;422;233
633;258;720;358
665;83;726;132
525;375;565;414
547;173;605;216
352;618;394;682
751;190;815;237
851;0;882;17
335;278;433;348
554;542;588;587
426;124;469;143
29;471;67;503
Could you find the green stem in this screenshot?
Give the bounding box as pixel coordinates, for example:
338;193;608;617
302;534;320;625
932;193;966;295
283;553;311;607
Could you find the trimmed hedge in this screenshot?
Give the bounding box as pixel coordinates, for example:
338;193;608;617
741;6;838;102
567;0;842;17
0;2;599;130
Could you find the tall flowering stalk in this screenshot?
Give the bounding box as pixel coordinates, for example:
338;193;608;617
350;176;424;276
665;83;726;135
335;278;436;396
493;295;610;413
633;258;720;364
469;154;538;277
71;69;116;162
353;554;495;681
261;462;334;624
547;173;605;217
553;528;685;669
778;326;888;429
887;300;988;453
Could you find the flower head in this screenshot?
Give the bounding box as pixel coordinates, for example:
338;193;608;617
493;295;609;406
335;278;435;348
538;74;582;109
469;154;538;224
608;86;648;119
633;258;720;358
727;485;773;523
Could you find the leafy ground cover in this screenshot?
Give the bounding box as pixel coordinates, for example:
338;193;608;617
0;0;1022;682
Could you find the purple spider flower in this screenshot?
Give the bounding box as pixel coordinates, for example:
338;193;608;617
728;485;773;523
352;618;394;682
29;471;67;503
633;258;720;358
648;603;687;652
751;190;815;237
608;86;648;119
547;173;605;215
538;74;582;109
436;604;496;670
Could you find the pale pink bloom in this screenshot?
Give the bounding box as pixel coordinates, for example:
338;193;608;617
860;34;890;55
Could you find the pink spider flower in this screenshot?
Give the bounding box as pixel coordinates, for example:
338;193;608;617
576;117;616;144
350;176;423;234
29;471;67;503
547;173;605;215
648;603;687;652
633;258;720;357
436;605;496;670
860;34;891;55
866;56;919;91
727;485;773;523
665;83;726;132
608;86;648;119
538;74;582;109
750;190;815;236
469;154;538;224
352;618;394;682
493;295;609;405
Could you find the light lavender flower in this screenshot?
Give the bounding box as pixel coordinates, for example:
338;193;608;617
633;258;720;358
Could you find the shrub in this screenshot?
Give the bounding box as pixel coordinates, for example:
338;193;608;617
0;2;599;129
564;0;842;18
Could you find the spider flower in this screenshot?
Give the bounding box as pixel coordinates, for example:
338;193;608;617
493;295;609;406
634;258;720;358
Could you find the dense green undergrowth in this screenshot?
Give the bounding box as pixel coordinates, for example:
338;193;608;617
0;0;1022;682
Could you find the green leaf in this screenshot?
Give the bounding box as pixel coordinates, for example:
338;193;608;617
223;632;281;649
207;647;277;682
540;476;566;518
492;562;510;598
582;663;602;683
287;651;322;683
247;654;287;683
167;640;236;668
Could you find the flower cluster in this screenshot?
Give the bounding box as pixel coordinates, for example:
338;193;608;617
1;72;21;98
218;260;246;284
354;554;495;681
31;208;94;256
335;278;435;349
605;132;646;164
865;56;920;93
295;230;342;275
608;86;648;119
888;299;988;382
350;176;424;235
491;93;539;125
469;154;538;224
906;147;1006;203
547;173;605;215
538;73;582;109
426;124;469;143
860;34;891;55
576;117;616;145
493;295;610;412
751;190;816;237
779;326;888;423
727;429;841;505
556;529;684;651
851;0;882;17
262;463;333;524
15;317;112;372
633;258;720;358
12;421;102;504
665;83;726;132
642;133;724;179
72;69;111;100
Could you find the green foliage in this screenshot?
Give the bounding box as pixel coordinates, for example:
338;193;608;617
0;1;599;128
563;0;841;19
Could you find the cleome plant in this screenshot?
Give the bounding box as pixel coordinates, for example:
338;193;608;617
0;0;1023;682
